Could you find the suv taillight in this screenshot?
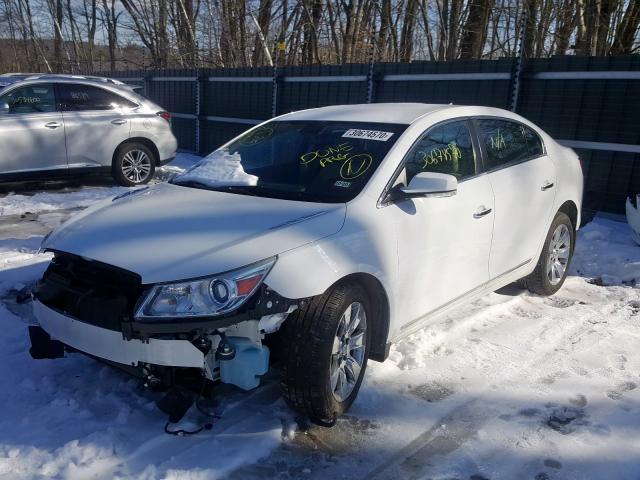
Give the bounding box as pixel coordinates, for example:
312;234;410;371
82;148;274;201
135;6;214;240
157;111;171;124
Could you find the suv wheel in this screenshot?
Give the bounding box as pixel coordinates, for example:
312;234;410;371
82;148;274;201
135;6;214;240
113;143;156;186
523;211;575;296
279;283;370;426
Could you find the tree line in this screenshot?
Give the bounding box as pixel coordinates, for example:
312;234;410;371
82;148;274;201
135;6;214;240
0;0;639;73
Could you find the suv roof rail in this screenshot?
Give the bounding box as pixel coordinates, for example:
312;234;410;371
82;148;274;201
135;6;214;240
0;73;125;85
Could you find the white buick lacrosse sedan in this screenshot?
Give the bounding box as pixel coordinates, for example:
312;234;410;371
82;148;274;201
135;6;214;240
31;103;583;425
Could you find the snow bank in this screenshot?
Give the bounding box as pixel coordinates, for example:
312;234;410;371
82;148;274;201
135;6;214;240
175;149;258;187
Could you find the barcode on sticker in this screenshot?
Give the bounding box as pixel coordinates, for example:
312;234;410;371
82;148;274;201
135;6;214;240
342;129;394;141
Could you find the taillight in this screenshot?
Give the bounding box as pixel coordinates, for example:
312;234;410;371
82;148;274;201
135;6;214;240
157;111;171;124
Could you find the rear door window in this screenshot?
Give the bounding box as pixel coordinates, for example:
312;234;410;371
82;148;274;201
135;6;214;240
57;84;138;111
475;118;531;170
0;83;56;114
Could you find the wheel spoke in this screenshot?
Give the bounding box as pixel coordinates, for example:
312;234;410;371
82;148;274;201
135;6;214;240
347;311;360;336
341;304;352;326
332;336;341;354
349;331;365;349
344;356;361;382
336;368;349;399
330;355;340;391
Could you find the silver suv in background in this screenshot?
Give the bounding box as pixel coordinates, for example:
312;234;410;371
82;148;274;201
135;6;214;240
0;74;178;186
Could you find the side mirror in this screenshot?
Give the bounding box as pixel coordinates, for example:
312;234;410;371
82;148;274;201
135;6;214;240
398;172;458;198
0;102;9;114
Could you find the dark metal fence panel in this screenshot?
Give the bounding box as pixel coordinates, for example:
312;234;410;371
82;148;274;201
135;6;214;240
518;56;640;213
374;59;514;108
100;55;640;214
276;64;370;114
200;121;253;155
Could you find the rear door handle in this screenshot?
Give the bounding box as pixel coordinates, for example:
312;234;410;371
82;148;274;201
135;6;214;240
111;119;127;125
541;181;554;191
473;206;492;218
44;122;62;129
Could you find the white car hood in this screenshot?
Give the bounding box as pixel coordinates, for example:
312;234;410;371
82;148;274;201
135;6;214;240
43;183;346;284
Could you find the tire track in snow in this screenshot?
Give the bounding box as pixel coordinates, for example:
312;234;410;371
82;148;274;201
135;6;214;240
361;283;610;480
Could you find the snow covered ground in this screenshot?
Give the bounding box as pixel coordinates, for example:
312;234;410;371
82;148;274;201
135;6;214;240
0;153;638;480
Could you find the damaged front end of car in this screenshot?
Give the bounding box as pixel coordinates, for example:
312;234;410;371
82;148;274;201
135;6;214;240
30;251;306;398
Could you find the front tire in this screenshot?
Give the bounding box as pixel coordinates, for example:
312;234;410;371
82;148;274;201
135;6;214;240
279;283;370;426
113;142;156;186
523;211;575;296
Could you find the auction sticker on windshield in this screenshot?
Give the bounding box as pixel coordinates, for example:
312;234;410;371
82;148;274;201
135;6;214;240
342;129;394;141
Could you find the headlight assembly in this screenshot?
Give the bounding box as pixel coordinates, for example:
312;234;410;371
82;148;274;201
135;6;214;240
135;257;276;321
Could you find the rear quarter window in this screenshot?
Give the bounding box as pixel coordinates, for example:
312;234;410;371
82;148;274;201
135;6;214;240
57;84;138;111
475;118;531;170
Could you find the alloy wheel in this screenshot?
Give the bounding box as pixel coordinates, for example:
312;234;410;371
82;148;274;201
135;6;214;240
330;301;367;402
121;149;152;184
547;223;571;285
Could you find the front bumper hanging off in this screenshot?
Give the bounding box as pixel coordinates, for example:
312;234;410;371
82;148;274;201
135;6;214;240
29;252;304;390
33;300;206;369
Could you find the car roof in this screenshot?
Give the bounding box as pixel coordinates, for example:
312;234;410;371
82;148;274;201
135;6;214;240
278;103;536;130
0;73;141;94
279;103;455;125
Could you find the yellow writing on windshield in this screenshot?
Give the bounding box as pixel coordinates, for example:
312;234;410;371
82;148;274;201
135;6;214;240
300;142;372;180
340;154;372;180
239;126;274;147
300;142;353;166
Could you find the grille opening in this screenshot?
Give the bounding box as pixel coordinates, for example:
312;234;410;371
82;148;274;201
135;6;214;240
36;252;142;332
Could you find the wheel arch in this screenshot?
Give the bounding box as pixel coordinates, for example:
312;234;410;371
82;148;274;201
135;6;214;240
113;137;160;167
558;199;579;231
331;272;390;363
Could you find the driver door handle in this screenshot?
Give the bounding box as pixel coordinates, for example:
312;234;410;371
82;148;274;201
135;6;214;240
44;122;62;129
111;119;127;125
473;206;492;218
541;181;555;191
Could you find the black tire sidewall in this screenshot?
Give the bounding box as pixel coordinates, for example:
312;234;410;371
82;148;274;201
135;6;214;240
279;282;372;425
113;143;156;186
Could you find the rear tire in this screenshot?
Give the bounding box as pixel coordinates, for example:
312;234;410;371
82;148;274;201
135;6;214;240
279;283;370;426
523;211;575;296
113;142;156;186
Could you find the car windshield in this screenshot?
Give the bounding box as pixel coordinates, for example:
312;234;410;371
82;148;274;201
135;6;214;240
171;120;407;203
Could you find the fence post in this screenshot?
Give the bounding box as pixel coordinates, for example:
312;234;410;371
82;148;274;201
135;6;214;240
143;73;152;100
367;60;375;103
271;64;279;117
196;70;203;155
509;10;527;112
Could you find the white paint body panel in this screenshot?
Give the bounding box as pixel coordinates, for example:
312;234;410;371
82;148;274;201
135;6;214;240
34;300;205;368
38;103;584;357
487;154;557;278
